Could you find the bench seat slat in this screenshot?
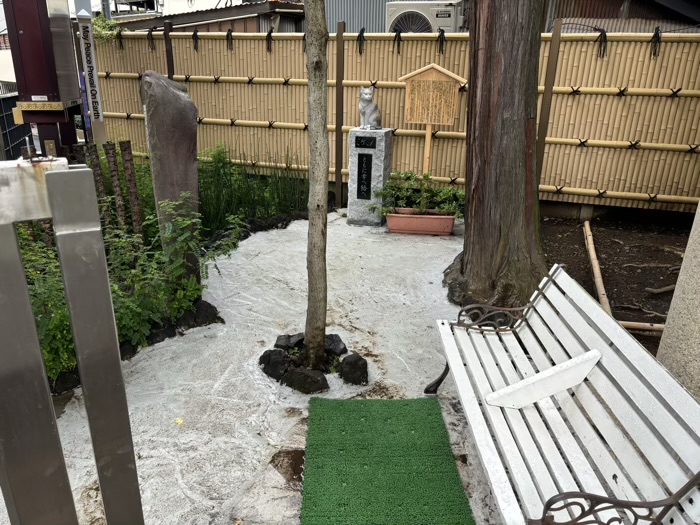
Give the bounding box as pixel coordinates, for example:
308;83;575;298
487;333;580;495
470;332;561;505
436;321;524;525
453;328;544;518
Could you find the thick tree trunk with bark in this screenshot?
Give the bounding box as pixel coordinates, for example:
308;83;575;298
444;0;547;307
303;0;329;369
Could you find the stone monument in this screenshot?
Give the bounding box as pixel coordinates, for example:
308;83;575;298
347;128;393;226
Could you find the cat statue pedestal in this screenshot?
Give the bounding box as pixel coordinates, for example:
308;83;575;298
347;127;393;227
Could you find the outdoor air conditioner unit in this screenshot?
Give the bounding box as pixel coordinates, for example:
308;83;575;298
386;1;464;33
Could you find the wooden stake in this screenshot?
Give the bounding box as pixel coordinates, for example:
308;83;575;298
103;142;126;227
583;220;612;315
423;124;433;174
119;140;143;236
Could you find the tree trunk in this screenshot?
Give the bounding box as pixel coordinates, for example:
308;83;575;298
303;0;329;370
656;211;700;400
444;0;547;307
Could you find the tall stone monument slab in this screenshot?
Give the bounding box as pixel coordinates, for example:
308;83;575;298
140;71;198;213
347;128;392;226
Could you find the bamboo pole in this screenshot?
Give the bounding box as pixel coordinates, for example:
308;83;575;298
103;142;127;227
97;73;700;98
618;321;665;333
118;140;143;236
583;220;612;314
537;19;562;185
423;124;433;175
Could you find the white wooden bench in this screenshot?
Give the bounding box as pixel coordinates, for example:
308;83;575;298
427;264;700;525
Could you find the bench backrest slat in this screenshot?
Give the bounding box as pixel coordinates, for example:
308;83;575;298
518;317;694;525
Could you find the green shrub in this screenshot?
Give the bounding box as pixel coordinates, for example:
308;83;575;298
18;194;241;383
371;172;465;217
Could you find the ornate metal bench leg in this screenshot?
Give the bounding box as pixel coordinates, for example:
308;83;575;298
424;362;450;394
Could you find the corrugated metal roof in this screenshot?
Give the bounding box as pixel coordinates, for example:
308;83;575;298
325;0;387;33
560;17;700;33
554;0;676;20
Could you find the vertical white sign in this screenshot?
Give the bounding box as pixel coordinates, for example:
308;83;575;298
77;10;106;144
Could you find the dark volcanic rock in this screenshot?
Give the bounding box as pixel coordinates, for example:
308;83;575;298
120;342;137;360
280;367;329;394
339;353;369;385
260;349;293;381
179;299;224;330
324;334;348;356
147;323;177;345
275;332;305;351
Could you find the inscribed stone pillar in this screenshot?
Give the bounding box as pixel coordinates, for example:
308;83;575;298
140;71;198;214
657;211;700;400
347;128;393;226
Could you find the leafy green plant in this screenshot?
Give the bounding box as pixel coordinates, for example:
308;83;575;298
93;14;120;42
371;172;465;217
17;194;241;384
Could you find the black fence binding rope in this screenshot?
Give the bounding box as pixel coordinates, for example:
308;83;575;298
226;29;234;51
393;30;402;54
437;29;447;55
569;86;581;95
650;27;661;59
192;29;199;52
302;33;306;53
266;28;274;53
147;28;155;50
670;88;682;97
357;28;366;55
116;29;124;49
628;140;641;149
593;27;607;58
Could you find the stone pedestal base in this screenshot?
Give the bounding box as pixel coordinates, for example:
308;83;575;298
347;128;393;226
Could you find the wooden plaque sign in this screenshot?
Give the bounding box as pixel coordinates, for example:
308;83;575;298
398;64;467;173
399;64;466;126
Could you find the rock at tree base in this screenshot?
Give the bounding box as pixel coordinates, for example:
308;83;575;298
275;332;305;351
325;334;348;356
280;367;329;394
339;353;368;385
259;349;293;381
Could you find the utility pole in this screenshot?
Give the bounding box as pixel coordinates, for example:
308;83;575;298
102;0;112;19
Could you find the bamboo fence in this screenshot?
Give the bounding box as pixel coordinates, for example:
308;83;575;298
95;31;700;211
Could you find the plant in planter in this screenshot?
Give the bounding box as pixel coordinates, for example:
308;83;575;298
370;172;465;235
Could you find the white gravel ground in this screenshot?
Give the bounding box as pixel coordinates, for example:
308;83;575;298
0;213;499;525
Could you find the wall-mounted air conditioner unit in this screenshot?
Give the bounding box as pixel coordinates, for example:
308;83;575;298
386;1;464;33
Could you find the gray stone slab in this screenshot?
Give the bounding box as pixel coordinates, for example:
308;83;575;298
657;210;700;400
347;128;393;227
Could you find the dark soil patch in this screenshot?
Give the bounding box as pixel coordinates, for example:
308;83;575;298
352;381;406;400
270;449;305;486
541;209;692;355
51;299;224;395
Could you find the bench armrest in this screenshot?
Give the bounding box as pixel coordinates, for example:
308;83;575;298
529;471;700;525
456;304;530;332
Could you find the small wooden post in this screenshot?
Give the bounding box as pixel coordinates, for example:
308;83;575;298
335;21;345;207
423;124;433;174
164;21;175;80
536;18;562;186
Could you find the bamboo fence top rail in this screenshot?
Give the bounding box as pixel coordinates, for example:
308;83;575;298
95;73;700;98
118;31;700;43
102;112;699;153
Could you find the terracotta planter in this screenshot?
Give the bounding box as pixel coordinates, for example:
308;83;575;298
385;208;456;236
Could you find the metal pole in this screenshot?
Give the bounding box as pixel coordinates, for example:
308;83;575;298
536;18;562;186
47;167;145;525
335;21;345;208
164;21;175;80
102;0;112;19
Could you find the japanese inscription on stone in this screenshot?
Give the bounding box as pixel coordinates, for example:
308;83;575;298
355;136;377;149
357;154;372;200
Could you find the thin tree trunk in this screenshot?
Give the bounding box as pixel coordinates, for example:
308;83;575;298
103;141;127;227
303;0;329;370
444;0;547;307
119;140;144;235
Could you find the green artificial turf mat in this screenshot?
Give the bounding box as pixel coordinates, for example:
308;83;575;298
301;398;474;525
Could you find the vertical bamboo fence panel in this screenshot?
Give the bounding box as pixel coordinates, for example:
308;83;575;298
95;31;700;211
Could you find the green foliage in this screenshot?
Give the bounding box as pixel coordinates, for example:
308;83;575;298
92;14;120;42
17;195;241;383
198;145;309;234
370;172;465;218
